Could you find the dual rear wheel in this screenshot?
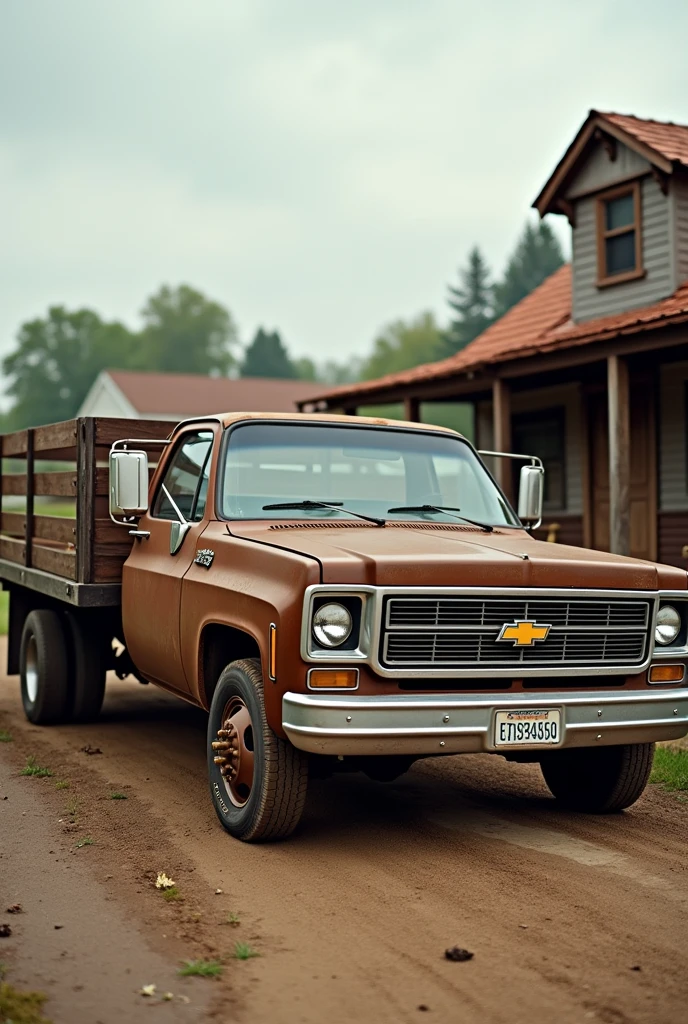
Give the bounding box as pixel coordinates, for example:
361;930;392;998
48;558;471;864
20;608;107;725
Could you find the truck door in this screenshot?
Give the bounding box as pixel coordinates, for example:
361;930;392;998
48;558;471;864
122;427;215;693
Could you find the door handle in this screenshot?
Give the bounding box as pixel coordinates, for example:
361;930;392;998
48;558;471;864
129;530;151;541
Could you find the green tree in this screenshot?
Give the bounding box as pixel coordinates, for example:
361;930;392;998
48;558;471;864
493;219;564;318
240;328;297;378
293;356;318;381
445;247;494;354
360;312;444;380
137;284;238;375
2;306;137;428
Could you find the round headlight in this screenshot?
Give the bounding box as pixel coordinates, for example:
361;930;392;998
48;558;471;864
313;603;353;648
655;605;681;646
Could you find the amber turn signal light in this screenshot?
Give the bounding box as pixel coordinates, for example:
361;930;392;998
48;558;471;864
308;669;358;689
648;664;685;684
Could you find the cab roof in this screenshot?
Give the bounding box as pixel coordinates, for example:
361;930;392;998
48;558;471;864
210;410;464;437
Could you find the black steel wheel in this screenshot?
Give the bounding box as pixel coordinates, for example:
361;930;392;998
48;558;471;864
20;609;70;725
207;658;309;842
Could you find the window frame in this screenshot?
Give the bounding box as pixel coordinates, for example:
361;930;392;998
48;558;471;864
151;429;214;523
595;180;644;288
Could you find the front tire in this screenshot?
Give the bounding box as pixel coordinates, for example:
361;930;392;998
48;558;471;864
540;742;655;812
207;658;309;842
20;609;70;724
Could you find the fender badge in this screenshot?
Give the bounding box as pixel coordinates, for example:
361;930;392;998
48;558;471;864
194;548;215;568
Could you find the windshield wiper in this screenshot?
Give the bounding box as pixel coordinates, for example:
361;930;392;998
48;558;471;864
262;500;386;527
386;505;493;533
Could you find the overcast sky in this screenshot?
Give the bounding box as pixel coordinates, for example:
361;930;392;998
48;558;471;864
1;0;686;371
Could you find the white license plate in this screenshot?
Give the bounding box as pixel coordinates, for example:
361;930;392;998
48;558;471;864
494;708;561;747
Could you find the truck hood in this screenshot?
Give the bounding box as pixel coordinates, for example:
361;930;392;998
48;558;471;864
229;522;686;591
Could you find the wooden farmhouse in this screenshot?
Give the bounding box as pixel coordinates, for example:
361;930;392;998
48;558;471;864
298;111;688;571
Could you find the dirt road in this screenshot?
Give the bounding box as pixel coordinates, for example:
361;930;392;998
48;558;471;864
1;660;687;1024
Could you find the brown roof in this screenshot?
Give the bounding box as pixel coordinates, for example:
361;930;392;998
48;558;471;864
601;112;688;167
300;265;688;407
107;369;326;416
534;110;688;216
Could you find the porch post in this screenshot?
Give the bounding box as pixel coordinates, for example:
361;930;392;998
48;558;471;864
607;354;631;555
404;396;420;422
492;378;512;499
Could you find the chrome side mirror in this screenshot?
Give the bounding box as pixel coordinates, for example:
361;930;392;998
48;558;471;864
110;450;149;517
169;520;191;555
518;465;544;528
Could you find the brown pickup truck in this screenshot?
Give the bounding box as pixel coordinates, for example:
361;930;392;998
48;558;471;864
1;413;687;841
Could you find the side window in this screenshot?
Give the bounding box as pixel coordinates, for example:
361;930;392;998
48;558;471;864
152;431;214;522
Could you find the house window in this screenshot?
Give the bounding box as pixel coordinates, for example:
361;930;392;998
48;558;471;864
596;181;643;287
512;408;566;512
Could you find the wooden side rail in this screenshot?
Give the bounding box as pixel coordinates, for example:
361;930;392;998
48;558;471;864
0;416;171;585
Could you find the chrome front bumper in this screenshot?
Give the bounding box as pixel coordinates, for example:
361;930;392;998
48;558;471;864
282;688;688;756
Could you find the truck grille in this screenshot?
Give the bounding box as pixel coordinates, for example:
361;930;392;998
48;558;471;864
381;596;652;669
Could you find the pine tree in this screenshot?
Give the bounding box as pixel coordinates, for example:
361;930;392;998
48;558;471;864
240;328;297;379
493;219;564;318
445;247;494;354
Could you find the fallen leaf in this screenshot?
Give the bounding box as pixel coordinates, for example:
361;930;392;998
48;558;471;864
178;995;190;1004
80;745;102;755
444;946;474;962
0;924;12;937
215;889;223;895
156;872;176;890
140;984;157;997
630;965;642;972
54;924;64;930
6;904;22;914
163;992;174;1001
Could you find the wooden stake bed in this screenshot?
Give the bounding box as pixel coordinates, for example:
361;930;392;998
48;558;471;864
0;417;172;607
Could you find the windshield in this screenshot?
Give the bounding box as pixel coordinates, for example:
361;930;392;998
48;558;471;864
221;422;520;527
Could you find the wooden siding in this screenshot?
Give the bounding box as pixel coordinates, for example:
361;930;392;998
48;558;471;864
572;175;674;322
659;359;688;512
674;176;688;285
658;511;688;569
565;140;650;198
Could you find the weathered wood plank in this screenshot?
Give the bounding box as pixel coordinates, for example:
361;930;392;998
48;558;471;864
34;515;77;545
31;546;77;579
492;378;512;500
33;419;79;457
25;429;34;568
76;418;95;584
1;430;29;457
0;512;25;537
35;472;78;497
0;536;25;564
607;354;631;556
92;552;132;583
94;417;173;449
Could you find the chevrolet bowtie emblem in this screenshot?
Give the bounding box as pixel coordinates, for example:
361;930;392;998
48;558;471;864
497;620;551;647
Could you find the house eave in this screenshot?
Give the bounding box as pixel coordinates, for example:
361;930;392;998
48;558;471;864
532;110;675;219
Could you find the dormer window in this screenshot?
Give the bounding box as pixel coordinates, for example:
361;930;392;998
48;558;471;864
596;181;644;287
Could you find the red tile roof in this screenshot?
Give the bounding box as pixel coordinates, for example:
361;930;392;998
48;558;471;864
107;369;326;416
601;112;688;167
302;265;688;406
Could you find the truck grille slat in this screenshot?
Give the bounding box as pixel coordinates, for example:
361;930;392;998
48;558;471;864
382;596;651;669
